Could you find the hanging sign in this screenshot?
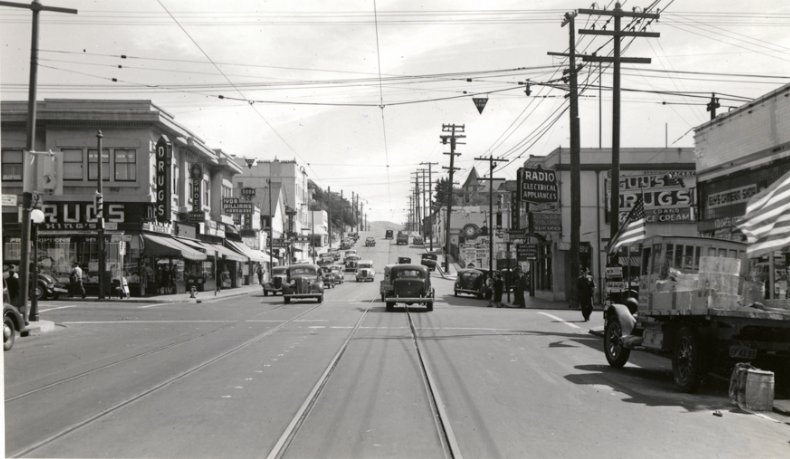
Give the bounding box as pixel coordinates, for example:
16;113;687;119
155;135;172;223
190;163;202;211
472;97;489;114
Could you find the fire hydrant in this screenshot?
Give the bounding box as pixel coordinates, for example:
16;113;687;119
189;285;197;299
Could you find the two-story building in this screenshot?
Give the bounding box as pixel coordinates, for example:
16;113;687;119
1;99;264;296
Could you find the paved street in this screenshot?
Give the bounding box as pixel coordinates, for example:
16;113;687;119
5;232;790;458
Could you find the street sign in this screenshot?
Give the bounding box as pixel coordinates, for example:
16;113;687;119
530;212;562;232
517;243;538;261
270;238;289;248
605;266;623;279
104;222;118;230
188;211;205;222
1;194;17;206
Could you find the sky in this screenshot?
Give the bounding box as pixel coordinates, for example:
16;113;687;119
2;0;789;224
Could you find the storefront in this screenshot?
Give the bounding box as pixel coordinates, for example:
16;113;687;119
225;240;269;285
140;233;207;294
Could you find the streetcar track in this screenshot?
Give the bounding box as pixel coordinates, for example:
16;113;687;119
5;301;292;403
9;302;327;459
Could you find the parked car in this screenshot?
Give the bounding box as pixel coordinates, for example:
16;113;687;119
379;264;397;302
385;230;394;239
356;260;375;282
345;255;360;272
421;253;438;272
454;269;490;298
263;266;288;296
32;272;68;300
384;264;434;312
412;236;423;245
281;264;324;304
320;266;336;288
3;280;26;351
365;237;376;247
328;248;341;261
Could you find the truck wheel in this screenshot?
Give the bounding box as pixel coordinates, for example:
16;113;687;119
4;315;16;351
264;290;268;297
426;301;433;312
318;295;323;304
284;297;290;305
386;302;394;312
381;293;385;302
604;319;631;368
673;326;703;393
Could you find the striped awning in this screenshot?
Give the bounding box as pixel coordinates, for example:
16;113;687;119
142;234;207;261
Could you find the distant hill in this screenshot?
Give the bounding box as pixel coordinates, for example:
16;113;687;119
369;221;404;233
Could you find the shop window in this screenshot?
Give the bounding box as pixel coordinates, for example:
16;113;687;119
684;245;696;270
203;179;210;207
88;149;110;181
114;149;136;181
62;149;84;180
187;181;193;205
674;244;684;270
2;150;23;181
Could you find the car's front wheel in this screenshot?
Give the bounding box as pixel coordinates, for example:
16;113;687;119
673;326;703;393
604;318;630;368
4;315;16;351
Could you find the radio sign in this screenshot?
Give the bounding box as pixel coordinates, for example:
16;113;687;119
155;136;172;223
190;163;202;211
518;167;558;204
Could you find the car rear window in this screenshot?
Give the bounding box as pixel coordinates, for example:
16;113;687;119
395;270;422;278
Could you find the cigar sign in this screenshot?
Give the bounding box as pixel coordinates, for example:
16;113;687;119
155;135;172;223
517;167;558;204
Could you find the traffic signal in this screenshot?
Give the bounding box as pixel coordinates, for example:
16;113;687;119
37;151;63;195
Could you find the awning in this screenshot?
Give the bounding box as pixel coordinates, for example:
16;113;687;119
206;242;248;262
225;240;268;263
142;234;207;261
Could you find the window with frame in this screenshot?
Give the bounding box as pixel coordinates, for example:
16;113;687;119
203;179;210;207
1;150;23;181
173;162;179;196
62;149;84;180
88;149;110;181
114;149;136;181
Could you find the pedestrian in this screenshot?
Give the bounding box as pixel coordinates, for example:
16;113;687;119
257;264;264;285
6;267;20;305
513;268;527;308
493;272;504;308
486;273;495;307
69;262;86;299
578;268;595;321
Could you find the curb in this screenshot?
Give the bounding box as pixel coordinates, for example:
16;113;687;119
45;288;262;304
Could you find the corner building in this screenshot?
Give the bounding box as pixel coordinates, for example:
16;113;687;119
1;99;259;296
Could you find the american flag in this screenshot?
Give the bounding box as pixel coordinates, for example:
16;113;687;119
609;196;646;254
736;169;790;258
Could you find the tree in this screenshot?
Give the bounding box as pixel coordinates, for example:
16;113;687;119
432;177;462;213
308;182;356;231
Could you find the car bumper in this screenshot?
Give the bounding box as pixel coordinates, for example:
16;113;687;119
283;293;322;298
454;288;480;295
388;297;433;303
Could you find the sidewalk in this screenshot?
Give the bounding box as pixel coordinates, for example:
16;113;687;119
49;283;263;305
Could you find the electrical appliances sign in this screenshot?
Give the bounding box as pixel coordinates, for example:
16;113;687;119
155;136;172;223
517;167;558;204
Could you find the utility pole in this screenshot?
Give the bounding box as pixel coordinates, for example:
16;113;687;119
475;155;509;275
420;161;438;250
441;124;464;272
2;0;78;322
707;93;720;120
351;191;355;233
327;186;331;248
340;190;344;242
548;11;583;307
96;131;106;300
577;2;660;239
411;171;422;236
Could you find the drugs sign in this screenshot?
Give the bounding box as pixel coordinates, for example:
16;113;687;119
518;167;558;204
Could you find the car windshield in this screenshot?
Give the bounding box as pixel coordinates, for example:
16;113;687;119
462;271;481;281
290;268;317;276
272;268;288;276
358;263;373;268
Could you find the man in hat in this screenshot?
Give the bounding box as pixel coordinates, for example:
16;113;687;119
578;268;595;321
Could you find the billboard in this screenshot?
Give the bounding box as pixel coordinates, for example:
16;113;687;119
517;167;558;204
605;171;696;224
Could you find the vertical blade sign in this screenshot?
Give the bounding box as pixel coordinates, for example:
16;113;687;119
156;135;172;223
191;163;203;211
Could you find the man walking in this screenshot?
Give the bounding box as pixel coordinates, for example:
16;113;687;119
69;262;86;299
493;272;505;308
578;268;595;321
513;268;527;308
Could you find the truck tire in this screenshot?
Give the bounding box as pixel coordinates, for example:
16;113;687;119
284;297;290;305
426;301;433;312
673;326;703;393
604;319;631;368
264;290;268;297
386;301;394;312
318;295;323;304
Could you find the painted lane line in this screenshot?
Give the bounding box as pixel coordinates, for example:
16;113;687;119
38;305;76;312
61;320;237;324
538;312;581;329
137;303;168;309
